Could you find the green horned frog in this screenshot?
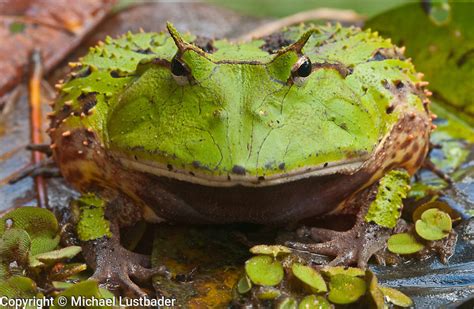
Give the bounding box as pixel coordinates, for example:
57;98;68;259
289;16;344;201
48;22;433;294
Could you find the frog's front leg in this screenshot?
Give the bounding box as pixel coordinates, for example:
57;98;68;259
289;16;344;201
287;169;411;268
72;194;170;297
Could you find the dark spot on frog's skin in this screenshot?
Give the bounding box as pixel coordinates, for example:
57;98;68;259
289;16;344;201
393;80;404;89
371;51;386;61
381;79;390;90
167;164;173;171
400;139;412;149
279;162;285;170
456;49;474;67
232;165;246;175
323;162;328;168
189;171;195;176
192;36;217;53
61;104;72;114
71;66;91;80
415;149;426;167
78;92;98;114
402;152;412;163
261;32;295;54
258;176;265;182
386;105;395;114
412;142;420;153
109;70;124;78
133;48;154;55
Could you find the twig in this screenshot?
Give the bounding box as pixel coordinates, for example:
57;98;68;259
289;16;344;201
0;85;22;116
29;49;49;209
236;8;365;42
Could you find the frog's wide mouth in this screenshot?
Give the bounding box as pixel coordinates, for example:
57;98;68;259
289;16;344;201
114;154;368;187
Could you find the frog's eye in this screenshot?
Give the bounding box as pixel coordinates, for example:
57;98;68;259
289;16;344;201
294;57;312;77
170;56;192;85
291;56;312;86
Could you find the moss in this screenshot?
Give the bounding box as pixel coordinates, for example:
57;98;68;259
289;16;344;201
365;169;410;228
74;194;111;241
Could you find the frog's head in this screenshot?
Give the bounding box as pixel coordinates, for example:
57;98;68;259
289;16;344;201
107;23;409;186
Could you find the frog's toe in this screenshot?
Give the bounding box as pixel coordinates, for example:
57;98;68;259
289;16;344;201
287;222;391;268
130;264;170;283
83;237;169;297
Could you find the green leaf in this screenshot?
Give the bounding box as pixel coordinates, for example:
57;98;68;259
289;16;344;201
387;233;424;254
0;276;39;299
328;274;367;304
250;245;292;257
380;286;413;307
256;286;281;299
236;275;252;294
321;266;365;277
298;295;331;309
245;255;284;286
0;228;31;266
52;280;114;309
0;208;59;256
277;297;298;309
291;263;327;293
35;246;82;264
366;270;385;309
50;263;87;281
412;200;460;223
415;208;452;241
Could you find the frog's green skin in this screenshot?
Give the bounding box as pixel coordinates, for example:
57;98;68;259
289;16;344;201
49;23;431;226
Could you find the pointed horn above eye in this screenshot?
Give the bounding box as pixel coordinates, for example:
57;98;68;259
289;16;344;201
279;28;318;55
166;21;206;55
166;22;187;53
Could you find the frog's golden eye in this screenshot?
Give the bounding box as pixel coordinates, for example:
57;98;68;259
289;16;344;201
170;56;192;85
291;56;312;86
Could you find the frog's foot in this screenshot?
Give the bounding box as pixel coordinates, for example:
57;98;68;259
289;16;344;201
83;236;170;297
286;220;391;268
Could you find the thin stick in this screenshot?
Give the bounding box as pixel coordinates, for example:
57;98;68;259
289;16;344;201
29;49;49;209
236;8;365;42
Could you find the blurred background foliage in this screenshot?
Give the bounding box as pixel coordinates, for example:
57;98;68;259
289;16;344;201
207;0;413;18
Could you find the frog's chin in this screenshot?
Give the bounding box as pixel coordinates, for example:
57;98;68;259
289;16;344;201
113;155;366;187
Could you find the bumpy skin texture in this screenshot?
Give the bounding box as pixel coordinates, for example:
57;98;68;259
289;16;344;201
49;24;432;225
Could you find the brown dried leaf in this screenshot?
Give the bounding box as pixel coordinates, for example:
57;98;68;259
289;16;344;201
0;0;116;99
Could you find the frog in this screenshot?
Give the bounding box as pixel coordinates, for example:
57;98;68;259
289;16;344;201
48;22;433;295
